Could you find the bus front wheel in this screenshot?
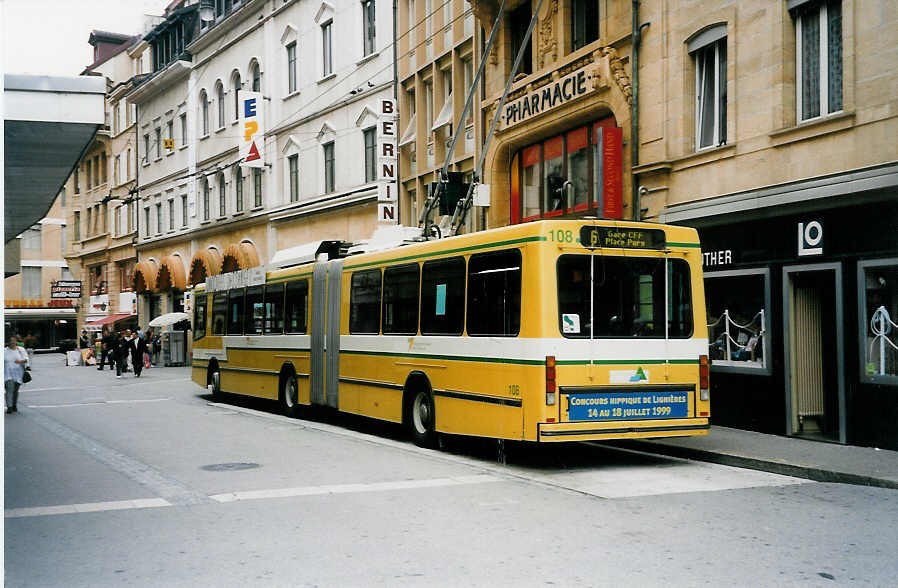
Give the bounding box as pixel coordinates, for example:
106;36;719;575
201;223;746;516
410;390;436;448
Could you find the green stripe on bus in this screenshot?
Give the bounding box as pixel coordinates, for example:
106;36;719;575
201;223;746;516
666;242;701;248
343;235;547;270
266;272;313;284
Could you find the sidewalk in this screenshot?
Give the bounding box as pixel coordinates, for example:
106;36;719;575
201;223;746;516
612;426;898;490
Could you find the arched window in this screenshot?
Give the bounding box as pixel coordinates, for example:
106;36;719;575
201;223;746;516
200;90;209;135
235;167;244;212
216;82;225;129
232;72;242;122
251;61;261;92
218;172;226;217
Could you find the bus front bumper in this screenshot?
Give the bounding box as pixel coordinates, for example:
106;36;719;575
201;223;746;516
537;418;710;442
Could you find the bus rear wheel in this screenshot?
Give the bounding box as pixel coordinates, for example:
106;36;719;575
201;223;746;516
409;390;436;448
209;369;221;400
281;374;302;418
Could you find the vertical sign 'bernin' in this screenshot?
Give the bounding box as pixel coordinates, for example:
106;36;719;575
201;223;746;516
238;90;264;168
377;98;399;224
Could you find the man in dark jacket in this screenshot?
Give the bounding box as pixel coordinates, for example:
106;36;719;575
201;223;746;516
129;331;148;377
114;331;127;378
98;327;115;371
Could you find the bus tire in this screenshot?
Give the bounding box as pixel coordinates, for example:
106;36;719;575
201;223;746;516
208;366;221;400
280;373;302;418
409;389;436;448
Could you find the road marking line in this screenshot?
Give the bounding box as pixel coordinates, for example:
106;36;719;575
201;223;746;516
28;398;170;409
210;474;503;503
5;498;171;519
25;410;213;506
26;378;192;393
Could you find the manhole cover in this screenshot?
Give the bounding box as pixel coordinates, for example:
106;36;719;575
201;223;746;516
200;462;260;472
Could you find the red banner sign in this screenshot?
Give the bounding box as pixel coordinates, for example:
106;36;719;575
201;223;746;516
601;127;623;219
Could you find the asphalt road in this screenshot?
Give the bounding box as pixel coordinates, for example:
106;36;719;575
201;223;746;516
5;354;898;587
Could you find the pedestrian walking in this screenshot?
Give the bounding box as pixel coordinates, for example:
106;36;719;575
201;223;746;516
5;336;29;414
114;331;128;378
79;330;89;350
129;331;149;377
98;327;115;371
22;332;37;364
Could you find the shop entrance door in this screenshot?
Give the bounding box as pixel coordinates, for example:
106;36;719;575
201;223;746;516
782;264;846;443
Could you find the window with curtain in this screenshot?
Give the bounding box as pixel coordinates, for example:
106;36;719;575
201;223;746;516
693;36;727;149
363;0;376;56
287;43;297;93
795;0;842;121
253;167;263;207
232;73;241;121
200;90;209;135
251;62;261;92
218;173;226;217
288;154;299;201
322;21;333;76
235;168;244;212
570;0;598;52
323;142;335;193
202;178;210;221
216;83;225;128
364;127;377;182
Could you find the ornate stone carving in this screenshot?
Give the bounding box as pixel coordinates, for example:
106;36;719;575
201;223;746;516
537;0;558;69
601;46;632;106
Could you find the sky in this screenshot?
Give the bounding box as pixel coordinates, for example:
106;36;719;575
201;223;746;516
2;0;167;76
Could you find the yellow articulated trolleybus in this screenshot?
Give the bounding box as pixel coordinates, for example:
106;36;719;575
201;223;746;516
191;219;711;446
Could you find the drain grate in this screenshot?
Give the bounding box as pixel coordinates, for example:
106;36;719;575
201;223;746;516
200;462;260;472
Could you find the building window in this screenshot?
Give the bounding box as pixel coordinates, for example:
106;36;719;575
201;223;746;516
364;127;377;182
689;27;727;150
74;168;80;194
512;118;619;222
127;148;132;178
166;120;174;150
202;178;210;220
181;194;188;227
322;21;333;76
73;211;81;241
795;0;842;121
113;103;120;134
86;208;93;236
216;82;225;129
705;268;771;373
235;167;244;212
286;42;297;93
218;173;226;217
22;226;41;250
144;207;150;237
232;72;241;122
859;259;898;384
288;154;299;202
570;0;598;52
114;155;121;185
168;199;174;231
363;0;376;56
251;61;261;92
155;127;162;159
86;160;92;188
509;2;533;76
253;168;263;207
155;203;162;234
200;90;209;135
22;267;41;299
100;153;107;184
180;113;188;146
323;141;335;193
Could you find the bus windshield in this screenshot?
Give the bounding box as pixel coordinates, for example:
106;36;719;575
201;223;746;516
557;255;693;338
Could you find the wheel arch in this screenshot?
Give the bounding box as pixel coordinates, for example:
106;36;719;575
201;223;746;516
402;370;433;425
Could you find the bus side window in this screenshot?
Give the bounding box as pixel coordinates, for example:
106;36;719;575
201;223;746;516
264;283;285;334
285;280;308;334
467;249;522;336
193;294;208;340
350;269;382;334
211;293;227;335
383;263;419;335
227;288;245;335
421;257;465;336
244;286;264;335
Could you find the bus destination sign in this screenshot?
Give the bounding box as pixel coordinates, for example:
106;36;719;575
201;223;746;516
580;226;665;250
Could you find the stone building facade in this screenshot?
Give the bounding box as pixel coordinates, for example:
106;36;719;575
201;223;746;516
128;0;395;332
633;0;898;448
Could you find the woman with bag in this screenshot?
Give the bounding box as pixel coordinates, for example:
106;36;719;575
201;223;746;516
5;335;29;414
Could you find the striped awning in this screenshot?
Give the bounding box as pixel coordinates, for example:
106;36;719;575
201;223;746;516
133;259;159;293
157;254;187;291
189;248;223;286
221;241;261;274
